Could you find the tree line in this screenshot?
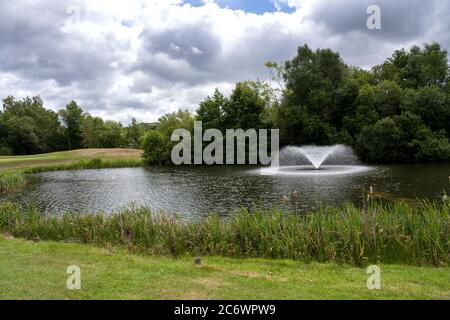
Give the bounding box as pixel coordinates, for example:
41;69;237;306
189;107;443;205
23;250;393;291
2;42;450;164
143;42;450;164
0;97;152;155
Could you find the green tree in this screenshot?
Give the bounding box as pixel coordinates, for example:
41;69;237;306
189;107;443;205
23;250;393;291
401;86;450;135
1;96;64;154
283;44;347;123
81;115;104;148
59;101;84;150
196;89;226;130
375;43;448;88
222;81;267;130
141;110;194;165
275;104;333;146
126;118;144;148
356;118;404;163
100;121;126;148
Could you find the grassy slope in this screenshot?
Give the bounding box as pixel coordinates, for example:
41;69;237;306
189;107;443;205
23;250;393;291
0;235;449;300
0;149;448;300
0;148;142;173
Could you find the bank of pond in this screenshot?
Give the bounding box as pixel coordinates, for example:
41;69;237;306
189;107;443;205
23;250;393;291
0;200;449;267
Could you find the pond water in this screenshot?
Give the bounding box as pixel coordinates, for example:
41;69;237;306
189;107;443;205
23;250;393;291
2;164;450;217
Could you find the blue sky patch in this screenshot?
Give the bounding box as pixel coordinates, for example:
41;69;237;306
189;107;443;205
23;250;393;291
183;0;296;14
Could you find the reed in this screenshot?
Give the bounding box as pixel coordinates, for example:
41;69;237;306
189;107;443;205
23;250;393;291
0;201;449;266
0;173;27;193
23;158;144;174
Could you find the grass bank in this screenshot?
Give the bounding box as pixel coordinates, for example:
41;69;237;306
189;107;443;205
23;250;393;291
1;235;449;300
0;148;143;192
0;148;143;174
23;158;144;174
1;201;449;267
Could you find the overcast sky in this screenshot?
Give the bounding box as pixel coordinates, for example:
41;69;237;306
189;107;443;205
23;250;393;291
0;0;448;123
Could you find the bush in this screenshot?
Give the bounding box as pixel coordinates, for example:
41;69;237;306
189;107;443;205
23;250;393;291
0;146;13;155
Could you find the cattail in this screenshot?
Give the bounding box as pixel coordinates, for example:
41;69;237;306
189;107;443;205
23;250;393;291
282;195;289;204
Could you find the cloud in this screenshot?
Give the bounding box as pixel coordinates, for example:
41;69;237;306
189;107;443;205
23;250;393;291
0;0;448;123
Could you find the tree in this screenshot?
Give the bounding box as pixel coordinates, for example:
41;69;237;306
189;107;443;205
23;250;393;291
412;129;450;162
375;43;448;88
141;110;194;165
126;118;144;148
100;121;125;148
356;81;402;118
355;112;441;163
81;115;104;148
59;101;84;150
356;118;404;163
222;81;267;130
196;89;226;130
275;104;333;146
401;86;450;136
283;44;347;122
0;96;64;154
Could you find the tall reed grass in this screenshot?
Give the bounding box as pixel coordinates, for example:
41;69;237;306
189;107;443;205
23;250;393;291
0;173;27;193
23;158;144;174
0;201;449;266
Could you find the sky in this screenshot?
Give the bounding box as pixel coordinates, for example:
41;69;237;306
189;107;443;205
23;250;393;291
0;0;449;124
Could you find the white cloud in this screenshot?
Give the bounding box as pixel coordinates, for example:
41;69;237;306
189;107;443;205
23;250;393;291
0;0;448;123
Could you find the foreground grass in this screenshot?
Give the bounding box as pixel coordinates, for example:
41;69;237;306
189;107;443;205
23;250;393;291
1;201;449;266
1;235;449;300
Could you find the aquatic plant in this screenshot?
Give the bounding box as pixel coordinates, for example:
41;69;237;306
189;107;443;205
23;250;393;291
0;173;27;193
23;158;144;174
0;201;448;266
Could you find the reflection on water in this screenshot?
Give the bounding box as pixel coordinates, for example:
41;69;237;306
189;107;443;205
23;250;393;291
2;164;450;217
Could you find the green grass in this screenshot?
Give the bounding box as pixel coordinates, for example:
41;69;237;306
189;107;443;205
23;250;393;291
23;158;144;174
0;148;142;174
0;235;449;300
1;201;449;267
0;148;143;193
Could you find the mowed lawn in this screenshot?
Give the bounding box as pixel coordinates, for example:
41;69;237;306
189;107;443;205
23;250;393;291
0;148;142;173
0;235;449;300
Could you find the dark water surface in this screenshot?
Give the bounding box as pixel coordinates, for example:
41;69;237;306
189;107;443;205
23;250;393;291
2;164;450;217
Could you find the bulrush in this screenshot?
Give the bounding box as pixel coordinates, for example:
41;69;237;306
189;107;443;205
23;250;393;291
1;201;449;266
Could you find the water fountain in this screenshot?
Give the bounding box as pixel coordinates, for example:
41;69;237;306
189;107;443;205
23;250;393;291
259;145;371;176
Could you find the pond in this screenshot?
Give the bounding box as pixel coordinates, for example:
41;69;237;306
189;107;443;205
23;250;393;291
2;164;450;217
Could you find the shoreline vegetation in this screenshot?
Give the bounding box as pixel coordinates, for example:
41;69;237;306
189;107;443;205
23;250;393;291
1;201;448;267
0;148;143;193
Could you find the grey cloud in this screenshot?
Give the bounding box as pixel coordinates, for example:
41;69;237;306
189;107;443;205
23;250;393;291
0;0;449;124
307;0;444;41
130;18;304;89
0;0;125;86
140;22;222;69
